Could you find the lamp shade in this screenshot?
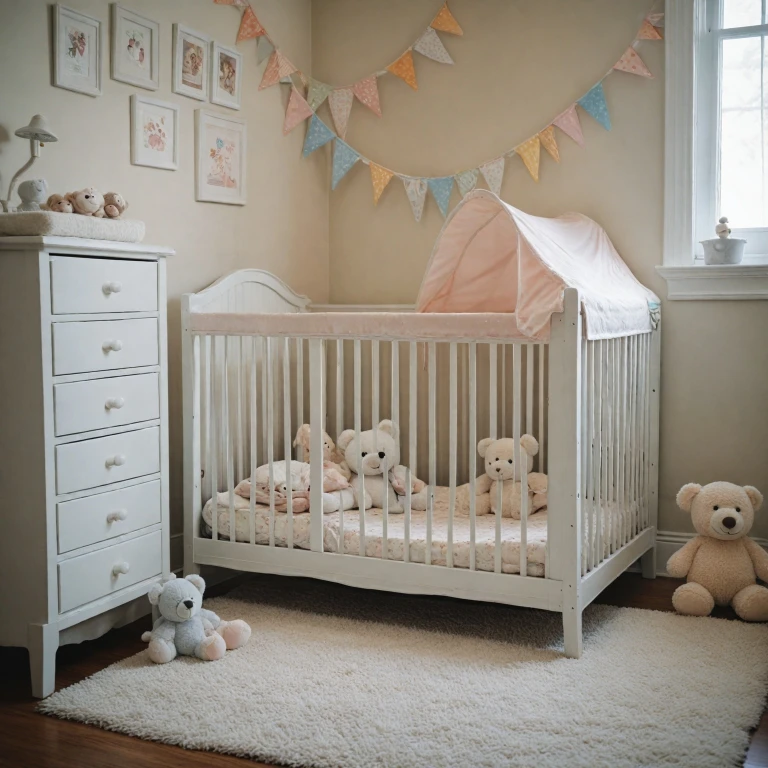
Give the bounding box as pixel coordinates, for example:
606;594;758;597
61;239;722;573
15;115;58;143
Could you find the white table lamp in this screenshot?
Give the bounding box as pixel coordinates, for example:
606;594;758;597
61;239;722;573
1;115;59;213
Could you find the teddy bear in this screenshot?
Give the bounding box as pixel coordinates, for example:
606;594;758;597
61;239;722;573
293;423;352;483
666;481;768;621
44;193;73;213
140;573;251;663
16;179;47;211
66;187;105;217
103;191;128;219
477;435;548;519
337;420;428;512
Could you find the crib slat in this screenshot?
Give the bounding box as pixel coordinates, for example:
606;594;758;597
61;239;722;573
296;337;304;459
391;341;399;426
520;446;528;578
336;339;344;447
495;474;502;574
283;338;293;549
603;340;612;556
406;342;417;563
355;340;365;557
382;452;388;560
539;346;546;473
427;341;436;566
500;345;506;436
622;337;629;547
236;337;243;484
595;340;603;566
468;342;477;571
261;332;268;468
489;343;498;439
580;341;588;576
204;335;212;516
372;339;380;439
224;339;235;543
513;344;522;576
526;344;534;435
249;337;258;545
448;342;457;568
309;338;324;553
266;337;275;547
585;341;594;572
628;336;637;539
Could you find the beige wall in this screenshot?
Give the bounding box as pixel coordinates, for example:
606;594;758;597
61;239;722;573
311;0;768;537
0;0;330;542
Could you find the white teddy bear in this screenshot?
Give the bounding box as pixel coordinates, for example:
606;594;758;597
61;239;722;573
477;434;548;519
337;420;428;512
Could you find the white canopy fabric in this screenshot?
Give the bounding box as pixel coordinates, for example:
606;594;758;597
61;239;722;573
415;190;660;340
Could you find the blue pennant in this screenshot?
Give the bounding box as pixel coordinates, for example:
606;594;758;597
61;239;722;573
428;176;454;218
331;140;360;190
303;115;336;157
578;83;611;131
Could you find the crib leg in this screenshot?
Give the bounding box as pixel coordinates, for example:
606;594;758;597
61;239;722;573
640;546;657;579
562;608;583;659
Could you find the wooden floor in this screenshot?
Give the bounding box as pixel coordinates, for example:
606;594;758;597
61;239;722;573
2;573;767;768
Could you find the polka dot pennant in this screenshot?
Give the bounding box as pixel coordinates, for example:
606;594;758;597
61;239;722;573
259;51;297;90
352;76;382;117
328;88;354;139
516;136;541;182
613;47;653;78
307;79;334;110
539;126;560;163
237;7;266;42
331;140;360;190
578;83;611;131
403;177;428;222
428;177;454;218
302;115;336;157
479;158;505;196
387;50;418;90
430;3;463;36
553;105;585;147
370;164;394;204
637;19;663;40
455;169;478;198
414;28;454;65
283;88;314;135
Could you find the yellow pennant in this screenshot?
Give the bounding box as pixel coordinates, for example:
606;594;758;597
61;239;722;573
539;126;560;163
431;3;463;36
517;136;541;181
370;163;394;204
387;50;418;90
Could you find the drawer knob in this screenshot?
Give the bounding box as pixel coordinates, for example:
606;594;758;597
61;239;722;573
112;561;130;576
103;281;123;295
102;339;123;353
106;509;128;523
105;397;125;410
105;454;126;468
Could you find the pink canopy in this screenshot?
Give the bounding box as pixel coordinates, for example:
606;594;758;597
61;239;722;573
415;190;659;340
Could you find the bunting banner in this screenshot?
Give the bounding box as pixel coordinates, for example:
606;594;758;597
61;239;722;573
403;178;428;222
387;50;418;90
236;6;266;42
428;177;454;217
283;88;313;135
480;158;505;196
328;88;354;139
516;136;541;182
539;126;560;163
613;47;653;77
371;164;394;204
332;141;360;189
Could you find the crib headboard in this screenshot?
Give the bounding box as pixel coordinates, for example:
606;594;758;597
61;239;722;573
183;269;310;315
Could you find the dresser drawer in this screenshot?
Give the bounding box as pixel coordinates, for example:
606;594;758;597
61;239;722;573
58;530;162;613
55;426;160;494
54;373;160;436
57;479;162;553
52;318;158;375
50;256;158;314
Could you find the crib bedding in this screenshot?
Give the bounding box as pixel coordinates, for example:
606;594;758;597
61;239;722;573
201;487;631;577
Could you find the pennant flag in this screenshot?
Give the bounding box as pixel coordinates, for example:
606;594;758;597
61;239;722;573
283;87;314;135
553;105;585;147
371;163;394;204
455;168;478;197
479;158;505;196
403;178;428;222
414;28;454;65
328;88;354;139
646;12;665;27
303;115;336;157
637;19;663;39
215;0;249;6
431;3;463;36
237;7;266;42
352;76;382;117
517;136;541;181
539;126;560;162
307;78;334;110
259;51;297;90
428;177;454;217
614;47;653;77
578;83;611;131
331;140;360;190
256;36;274;64
387;50;418;90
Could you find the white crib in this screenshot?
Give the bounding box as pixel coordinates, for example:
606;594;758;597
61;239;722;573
182;266;660;658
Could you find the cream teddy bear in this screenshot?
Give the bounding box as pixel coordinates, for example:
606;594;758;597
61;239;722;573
44;193;73;213
293;424;352;484
67;187;105;217
667;481;768;620
477;435;548;519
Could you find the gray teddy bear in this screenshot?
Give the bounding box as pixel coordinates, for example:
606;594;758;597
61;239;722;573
141;573;251;663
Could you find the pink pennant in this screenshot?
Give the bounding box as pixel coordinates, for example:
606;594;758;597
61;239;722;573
553;105;584;148
328;88;354;139
283;87;314;135
614;47;653;78
259;50;296;90
352;76;382;117
637;19;663;40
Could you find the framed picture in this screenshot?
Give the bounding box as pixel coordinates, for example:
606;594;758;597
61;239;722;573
210;42;243;111
52;4;102;97
172;24;210;101
195;110;247;205
130;95;179;170
110;4;159;90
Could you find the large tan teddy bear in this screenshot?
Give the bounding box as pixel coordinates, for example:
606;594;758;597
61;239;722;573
667;481;768;621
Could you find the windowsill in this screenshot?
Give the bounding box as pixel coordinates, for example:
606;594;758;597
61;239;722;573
656;263;768;300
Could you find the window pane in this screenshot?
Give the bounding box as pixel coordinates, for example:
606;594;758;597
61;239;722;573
719;36;767;227
723;0;762;28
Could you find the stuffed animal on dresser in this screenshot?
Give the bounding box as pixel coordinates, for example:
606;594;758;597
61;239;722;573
477;435;548;519
66;187;105;217
666;481;768;621
103;191;128;219
44;193;73;213
141;574;251;663
16;179;47;211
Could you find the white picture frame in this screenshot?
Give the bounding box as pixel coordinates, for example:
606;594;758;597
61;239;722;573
195;109;247;205
172;24;210;101
130;94;179;171
52;4;102;97
110;4;159;90
210;42;243;111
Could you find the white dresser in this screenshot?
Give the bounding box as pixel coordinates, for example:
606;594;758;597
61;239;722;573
0;237;173;698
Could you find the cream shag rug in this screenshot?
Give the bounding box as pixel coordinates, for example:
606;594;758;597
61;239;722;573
40;577;768;768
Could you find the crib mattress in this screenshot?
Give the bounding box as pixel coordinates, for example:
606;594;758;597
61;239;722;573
202;489;632;577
